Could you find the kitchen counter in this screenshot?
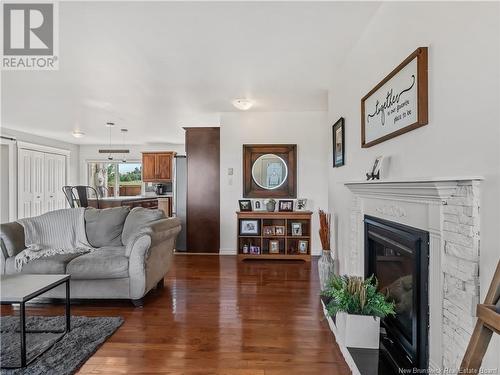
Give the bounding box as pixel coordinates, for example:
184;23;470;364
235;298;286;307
88;195;173;216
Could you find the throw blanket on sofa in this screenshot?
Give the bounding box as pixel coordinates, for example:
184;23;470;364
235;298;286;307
15;208;93;271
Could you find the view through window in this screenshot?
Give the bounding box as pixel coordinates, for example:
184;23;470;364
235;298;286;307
87;162;142;197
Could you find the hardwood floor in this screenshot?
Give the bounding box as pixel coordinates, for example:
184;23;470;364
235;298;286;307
1;255;350;374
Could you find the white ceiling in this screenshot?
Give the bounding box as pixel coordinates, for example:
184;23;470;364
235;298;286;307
1;1;380;145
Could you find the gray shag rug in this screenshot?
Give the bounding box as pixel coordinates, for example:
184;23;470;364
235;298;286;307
1;316;123;375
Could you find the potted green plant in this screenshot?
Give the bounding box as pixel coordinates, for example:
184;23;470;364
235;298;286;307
321;275;395;349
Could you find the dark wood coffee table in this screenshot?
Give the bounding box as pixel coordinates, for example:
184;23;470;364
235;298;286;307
0;274;71;368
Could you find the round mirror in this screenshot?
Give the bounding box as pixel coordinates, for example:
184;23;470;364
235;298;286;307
251;154;288;190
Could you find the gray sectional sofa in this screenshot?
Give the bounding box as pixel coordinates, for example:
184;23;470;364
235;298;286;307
0;207;181;306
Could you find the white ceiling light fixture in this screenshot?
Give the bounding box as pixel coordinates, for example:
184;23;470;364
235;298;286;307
232;98;254;111
72;130;85;138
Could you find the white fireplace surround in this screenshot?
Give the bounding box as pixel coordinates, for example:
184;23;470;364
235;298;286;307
344;177;482;370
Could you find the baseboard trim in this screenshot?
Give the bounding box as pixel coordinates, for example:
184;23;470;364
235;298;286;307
219;249;237;255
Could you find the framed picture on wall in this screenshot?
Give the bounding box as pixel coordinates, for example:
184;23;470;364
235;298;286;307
332;117;345;167
361;47;428;148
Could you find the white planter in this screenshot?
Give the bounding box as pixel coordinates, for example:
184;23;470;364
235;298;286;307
335;312;380;349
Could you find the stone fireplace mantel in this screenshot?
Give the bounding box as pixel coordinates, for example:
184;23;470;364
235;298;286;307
343;176;483;371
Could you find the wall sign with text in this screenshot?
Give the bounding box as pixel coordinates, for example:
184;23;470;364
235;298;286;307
361;47;428;148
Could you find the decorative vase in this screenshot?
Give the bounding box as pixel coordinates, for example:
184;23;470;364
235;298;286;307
266;201;276;212
318;249;335;291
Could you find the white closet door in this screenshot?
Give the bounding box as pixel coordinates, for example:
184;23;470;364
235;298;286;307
44;153;67;213
53;154;67;210
32;151;44;216
18;149;44;218
44;153;57;212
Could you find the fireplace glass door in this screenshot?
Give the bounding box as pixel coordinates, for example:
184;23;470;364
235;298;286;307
365;215;429;372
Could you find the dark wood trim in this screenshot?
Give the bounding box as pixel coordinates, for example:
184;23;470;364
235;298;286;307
361;47;428;148
243;144;297;198
185;127;220;253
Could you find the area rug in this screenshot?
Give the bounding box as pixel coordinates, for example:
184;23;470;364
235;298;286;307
1;316;123;375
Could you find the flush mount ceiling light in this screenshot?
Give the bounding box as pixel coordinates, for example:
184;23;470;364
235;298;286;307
232;98;254;111
72;130;85;138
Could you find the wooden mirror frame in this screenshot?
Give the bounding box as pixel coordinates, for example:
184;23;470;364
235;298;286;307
243;144;297;198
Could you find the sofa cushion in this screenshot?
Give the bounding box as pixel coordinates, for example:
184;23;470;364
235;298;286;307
5;253;82;275
121;207;165;246
84;207;130;247
66;246;129;279
0;222;26;258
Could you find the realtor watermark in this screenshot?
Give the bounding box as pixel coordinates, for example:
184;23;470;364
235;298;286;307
2;1;59;70
399;368;498;374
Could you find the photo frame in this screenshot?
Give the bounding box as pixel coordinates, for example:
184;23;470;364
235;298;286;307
239;199;252;212
296;198;307;211
274;226;286;236
291;222;302;236
263;226;275;236
332;117;345;167
298;240;308;254
240;219;260;236
361;47;428;148
278;200;294;212
372;156;384;176
269;240;280;254
253;199;266;211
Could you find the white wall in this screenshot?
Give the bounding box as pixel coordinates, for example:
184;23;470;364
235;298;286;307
220;111;329;255
78;143;185;184
327;2;499;370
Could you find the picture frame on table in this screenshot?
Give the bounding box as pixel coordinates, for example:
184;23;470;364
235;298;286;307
278;200;294;212
291;222;302;236
240;219;260;236
332;117;345;167
239;199;252;212
274;226;286;236
296;198;307;211
298;240;308;254
269;240;280;254
263;226;275;236
253;199;266;211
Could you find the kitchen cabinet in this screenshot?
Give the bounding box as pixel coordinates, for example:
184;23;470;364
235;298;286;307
142;152;175;182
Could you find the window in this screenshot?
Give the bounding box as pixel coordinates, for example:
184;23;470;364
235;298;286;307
87;162;142;197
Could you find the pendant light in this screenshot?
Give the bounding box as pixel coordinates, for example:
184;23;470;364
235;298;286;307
120;128;128;162
98;122;131;158
106;122;114;160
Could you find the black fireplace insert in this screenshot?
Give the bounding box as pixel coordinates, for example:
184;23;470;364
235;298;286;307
364;215;429;372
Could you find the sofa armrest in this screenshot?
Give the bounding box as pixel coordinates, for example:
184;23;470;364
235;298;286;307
128;217;181;299
0;222;25;258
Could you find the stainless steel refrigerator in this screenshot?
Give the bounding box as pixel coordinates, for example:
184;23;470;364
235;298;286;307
174;155;187;251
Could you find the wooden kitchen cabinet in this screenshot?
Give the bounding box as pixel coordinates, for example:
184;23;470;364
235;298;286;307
142;152;175;182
